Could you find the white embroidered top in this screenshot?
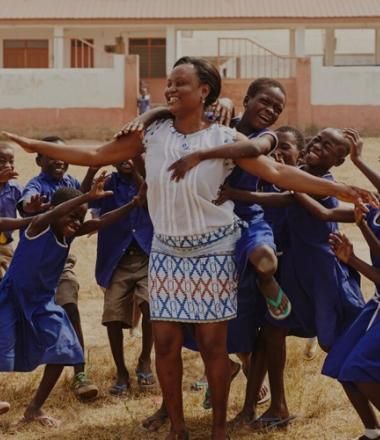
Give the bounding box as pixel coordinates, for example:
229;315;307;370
144;119;237;236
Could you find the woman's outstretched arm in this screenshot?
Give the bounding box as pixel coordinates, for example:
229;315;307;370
2;131;144;167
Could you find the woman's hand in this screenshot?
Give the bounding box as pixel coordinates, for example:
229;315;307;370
213;184;234;205
89;171;113;199
168;152;201;181
334;183;378;207
329;232;354;264
343;128;363;163
2;131;35;153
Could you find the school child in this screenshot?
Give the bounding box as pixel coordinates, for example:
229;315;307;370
0;173;146;427
323;128;380;440
18;136;97;400
0;143;22;279
84;160;155;394
326;227;380;440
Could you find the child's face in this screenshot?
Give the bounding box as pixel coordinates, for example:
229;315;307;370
243;86;285;130
54;204;87;238
304;128;348;171
37;155;69;180
0;146;15;172
274;131;300;166
114;160;133;176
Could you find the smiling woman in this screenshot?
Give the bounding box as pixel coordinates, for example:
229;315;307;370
2;57;376;440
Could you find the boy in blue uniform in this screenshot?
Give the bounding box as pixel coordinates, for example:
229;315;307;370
87;160;155;394
0;143;22;279
18;136;98;400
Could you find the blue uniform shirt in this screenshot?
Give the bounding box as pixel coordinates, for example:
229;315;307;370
227;119;278;222
19;172;80;215
0;180;23;243
91;172;153;288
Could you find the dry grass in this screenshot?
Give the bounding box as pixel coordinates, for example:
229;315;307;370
0;138;379;440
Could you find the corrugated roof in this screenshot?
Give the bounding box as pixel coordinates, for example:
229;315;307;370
1;0;380;20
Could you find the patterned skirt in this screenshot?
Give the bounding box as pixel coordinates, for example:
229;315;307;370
149;223;240;323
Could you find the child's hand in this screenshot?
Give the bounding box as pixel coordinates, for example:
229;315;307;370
272;150;285;164
24;194;51;214
0;168;18;182
354;202;369;225
2;132;35;153
89;171;113;199
334;183;379;207
343;128;363;163
168;152;201;182
213;184;233;205
329;232;354;264
208;98;234;126
134;182;147;207
114;118;144;139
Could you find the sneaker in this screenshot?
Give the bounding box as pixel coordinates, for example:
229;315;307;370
0;401;10;415
72;372;98;401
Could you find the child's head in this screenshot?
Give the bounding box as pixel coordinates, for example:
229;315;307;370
304;128;350;173
36;136;69;180
0;143;15;172
242;78;286;131
113;160;133;177
273;126;305;166
51;187;86;238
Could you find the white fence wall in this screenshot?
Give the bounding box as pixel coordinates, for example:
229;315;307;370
0;54;124;109
311;56;380;105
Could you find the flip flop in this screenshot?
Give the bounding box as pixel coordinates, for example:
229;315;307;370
250;414;296;431
356;436;380;440
109;383;130;396
266;288;292;320
190;378;208;391
0;401;10;415
136;370;156;390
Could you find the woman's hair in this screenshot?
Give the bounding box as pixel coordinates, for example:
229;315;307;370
173;56;221;107
276;126;305;151
51;187;83;207
246;78;286;100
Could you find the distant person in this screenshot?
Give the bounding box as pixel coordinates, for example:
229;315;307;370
138;86;151;115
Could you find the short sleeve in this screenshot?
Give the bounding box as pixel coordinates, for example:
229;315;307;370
256;130;279;152
142;119;166;150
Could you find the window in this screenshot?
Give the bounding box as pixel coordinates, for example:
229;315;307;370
129;38;166;78
70;39;94;68
3;39;49;68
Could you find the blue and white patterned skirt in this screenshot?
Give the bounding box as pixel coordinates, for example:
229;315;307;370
149;223;241;323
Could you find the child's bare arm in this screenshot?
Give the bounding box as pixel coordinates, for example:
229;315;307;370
77;183;147;236
168;132;275;181
0;217;32;232
28;172;113;237
354;204;380;257
215;184;293;207
330;232;380;285
80;167;101;193
293;193;356;222
346;128;380;193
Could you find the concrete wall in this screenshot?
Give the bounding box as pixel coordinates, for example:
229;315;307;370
0;55;139;138
0;55;125;108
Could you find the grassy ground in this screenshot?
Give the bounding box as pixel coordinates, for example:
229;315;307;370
0;138;379;440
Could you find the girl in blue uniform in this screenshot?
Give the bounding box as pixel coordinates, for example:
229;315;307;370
323;128;380;440
0;173;145;427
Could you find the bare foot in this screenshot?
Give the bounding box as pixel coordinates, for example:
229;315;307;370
142;406;168;432
249;408;294;431
21;408;60;428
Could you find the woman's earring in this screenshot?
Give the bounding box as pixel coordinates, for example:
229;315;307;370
201;97;206;104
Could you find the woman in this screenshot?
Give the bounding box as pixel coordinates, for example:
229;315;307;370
3;57;374;440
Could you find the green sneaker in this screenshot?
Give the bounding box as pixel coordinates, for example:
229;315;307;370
72;372;98;401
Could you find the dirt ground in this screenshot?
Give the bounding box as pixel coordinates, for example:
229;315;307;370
0;138;379;440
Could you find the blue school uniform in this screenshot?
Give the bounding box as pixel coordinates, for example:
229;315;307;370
323;206;380;383
268;172;365;349
90;172;153;288
19;172;80;214
0;226;83;372
0;180;23;244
